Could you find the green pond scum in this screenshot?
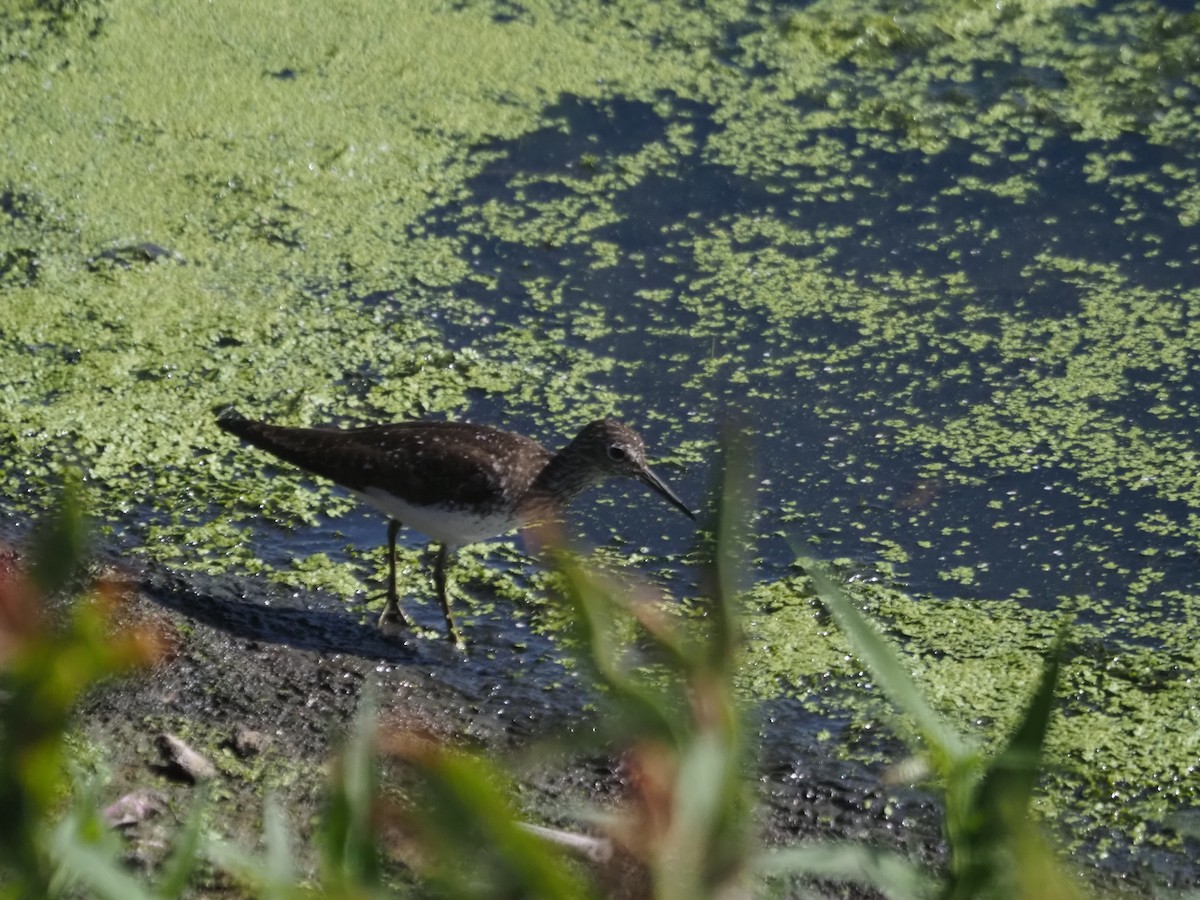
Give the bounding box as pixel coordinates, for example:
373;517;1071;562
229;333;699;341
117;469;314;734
2;0;1199;870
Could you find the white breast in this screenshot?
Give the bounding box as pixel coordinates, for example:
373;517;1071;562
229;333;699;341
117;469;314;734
351;488;518;548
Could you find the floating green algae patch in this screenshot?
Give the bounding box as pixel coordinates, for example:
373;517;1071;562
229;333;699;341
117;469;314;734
0;0;684;536
741;570;1199;851
3;0;1200;873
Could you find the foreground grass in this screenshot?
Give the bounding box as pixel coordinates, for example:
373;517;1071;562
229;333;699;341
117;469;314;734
2;466;1084;898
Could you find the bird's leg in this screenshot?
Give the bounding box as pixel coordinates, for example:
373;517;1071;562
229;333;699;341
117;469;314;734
378;519;412;629
434;544;463;646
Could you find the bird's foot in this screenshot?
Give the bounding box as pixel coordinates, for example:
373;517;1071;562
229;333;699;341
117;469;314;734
444;622;466;650
378;602;412;631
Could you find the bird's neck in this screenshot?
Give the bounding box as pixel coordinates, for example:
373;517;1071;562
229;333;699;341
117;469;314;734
523;451;602;519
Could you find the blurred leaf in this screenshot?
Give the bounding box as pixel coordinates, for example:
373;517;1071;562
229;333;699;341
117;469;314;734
49;801;157;900
801;558;973;767
704;421;752;671
979;631;1065;812
29;469;88;596
263;795;299;892
319;688;382;892
756;842;932;900
206;795;307;900
657;730;743;900
1;480;155;897
156;788;209;899
945;633;1081;900
384;733;594;900
555;554;684;747
802;559;1081;900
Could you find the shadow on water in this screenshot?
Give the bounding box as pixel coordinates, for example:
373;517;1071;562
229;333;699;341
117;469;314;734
127;540;598;730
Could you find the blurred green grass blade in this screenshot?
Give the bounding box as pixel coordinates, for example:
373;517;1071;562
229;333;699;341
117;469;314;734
706;422;753;669
961;633;1081;900
659;731;729;899
319;689;381;890
205;798;304;900
756;842;932;900
205;841;302;900
157;788;208;898
980;631;1065;808
50;820;158;900
555;554;686;746
30;469;88;595
203;839;257;892
800;559;971;765
412;749;595;900
263;795;298;892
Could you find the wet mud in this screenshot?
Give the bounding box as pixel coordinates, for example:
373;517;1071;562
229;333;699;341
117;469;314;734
7;522;1185;897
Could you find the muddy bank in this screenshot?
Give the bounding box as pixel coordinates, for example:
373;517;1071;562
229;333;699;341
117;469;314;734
0;521;1181;897
40;536;922;895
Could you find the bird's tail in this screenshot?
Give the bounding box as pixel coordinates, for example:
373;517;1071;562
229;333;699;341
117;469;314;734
215;407;354;483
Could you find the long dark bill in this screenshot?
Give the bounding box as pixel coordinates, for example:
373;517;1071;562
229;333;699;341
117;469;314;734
637;466;696;520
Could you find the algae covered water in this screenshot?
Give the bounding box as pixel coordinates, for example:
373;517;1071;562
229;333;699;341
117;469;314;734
2;0;1198;883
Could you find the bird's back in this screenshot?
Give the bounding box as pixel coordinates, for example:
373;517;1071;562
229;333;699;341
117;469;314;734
216;411;553;513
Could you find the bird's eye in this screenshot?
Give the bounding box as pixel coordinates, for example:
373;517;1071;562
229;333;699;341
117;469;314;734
607;445;628;462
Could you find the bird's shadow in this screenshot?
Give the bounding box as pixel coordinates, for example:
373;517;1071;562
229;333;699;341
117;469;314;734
129;551;564;683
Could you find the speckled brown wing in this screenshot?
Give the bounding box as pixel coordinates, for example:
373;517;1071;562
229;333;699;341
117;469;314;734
343;421;552;510
217;414;552;511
